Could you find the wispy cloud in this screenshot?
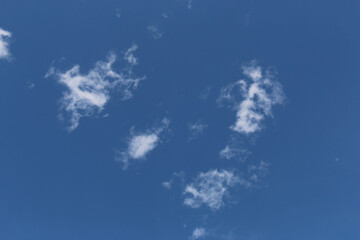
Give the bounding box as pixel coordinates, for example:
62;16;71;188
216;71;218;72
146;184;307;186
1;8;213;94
115;8;121;18
116;118;170;170
162;171;185;190
161;13;169;19
188;0;193;9
46;45;144;131
219;135;251;162
247;161;270;184
199;87;211;100
0;28;12;60
219;145;248;161
190;227;207;239
184;169;241;210
188;120;208;141
123;44;139;66
218;61;285;135
183;165;269;210
148;25;163;40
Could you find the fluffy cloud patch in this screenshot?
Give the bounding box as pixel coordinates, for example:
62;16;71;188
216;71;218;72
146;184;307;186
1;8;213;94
218;61;285;135
184;169;240;210
0;28;12;60
46;45;144;131
190;227;207;240
117;118;170;170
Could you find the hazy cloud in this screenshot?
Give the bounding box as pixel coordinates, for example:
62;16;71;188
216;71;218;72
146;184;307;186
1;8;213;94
162;171;186;190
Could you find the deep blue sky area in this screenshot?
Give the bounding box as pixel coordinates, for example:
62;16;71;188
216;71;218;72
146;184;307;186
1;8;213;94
0;0;359;240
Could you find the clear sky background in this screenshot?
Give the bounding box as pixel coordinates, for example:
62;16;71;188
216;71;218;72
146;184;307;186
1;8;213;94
0;0;360;239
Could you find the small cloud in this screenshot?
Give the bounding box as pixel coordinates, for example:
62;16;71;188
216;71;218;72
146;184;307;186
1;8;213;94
46;45;144;131
190;227;207;240
116;118;170;170
0;28;12;60
28;82;35;89
162;171;186;190
184;166;268;210
183;169;240;210
188;120;208;141
123;44;138;66
219;134;251;162
199;87;211;100
147;25;163;40
247;161;270;184
219;146;235;160
115;8;121;18
162;181;172;189
161;13;169;19
188;0;193;9
218;61;285;135
219;136;251;162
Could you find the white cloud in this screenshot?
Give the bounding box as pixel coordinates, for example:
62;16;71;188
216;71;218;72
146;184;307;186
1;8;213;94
188;121;208;141
128;134;159;159
117;118;170;170
147;25;163;40
0;28;12;60
184;169;240;210
183;166;269;210
190;227;207;240
46;45;144;131
218;61;285;135
123;44;138;66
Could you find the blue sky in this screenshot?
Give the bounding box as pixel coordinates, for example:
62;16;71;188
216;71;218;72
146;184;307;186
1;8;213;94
1;0;360;239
